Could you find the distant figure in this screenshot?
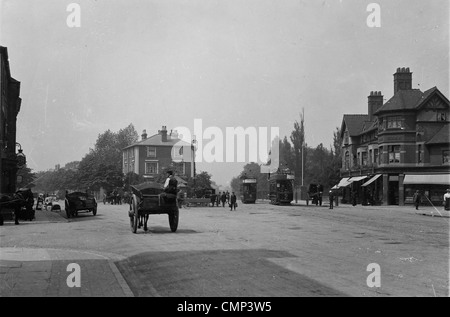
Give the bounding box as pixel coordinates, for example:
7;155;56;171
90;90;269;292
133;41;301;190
413;190;421;210
318;184;324;206
352;190;357;206
443;189;450;211
329;190;334;210
230;192;237;211
216;192;221;207
226;191;230;204
221;192;227;207
210;193;217;207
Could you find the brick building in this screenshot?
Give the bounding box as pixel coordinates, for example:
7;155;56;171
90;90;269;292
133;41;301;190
122;126;195;181
339;67;450;206
0;46;22;193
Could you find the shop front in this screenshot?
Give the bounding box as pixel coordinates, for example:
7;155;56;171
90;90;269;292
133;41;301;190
403;174;450;206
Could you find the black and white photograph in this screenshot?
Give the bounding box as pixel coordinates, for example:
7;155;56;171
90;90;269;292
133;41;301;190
0;0;449;300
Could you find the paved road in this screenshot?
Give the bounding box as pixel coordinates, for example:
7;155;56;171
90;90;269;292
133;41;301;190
0;201;448;297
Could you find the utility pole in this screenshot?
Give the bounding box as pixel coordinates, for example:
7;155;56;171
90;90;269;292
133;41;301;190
301;108;305;187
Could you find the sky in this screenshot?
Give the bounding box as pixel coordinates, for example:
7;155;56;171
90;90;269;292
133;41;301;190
0;0;448;187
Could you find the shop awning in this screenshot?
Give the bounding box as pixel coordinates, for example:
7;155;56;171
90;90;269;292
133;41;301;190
334;178;352;189
403;174;450;185
362;174;382;187
348;176;368;183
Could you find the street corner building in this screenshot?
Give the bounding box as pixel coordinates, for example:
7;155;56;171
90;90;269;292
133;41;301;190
0;46;22;194
337;67;450;206
122;126;195;182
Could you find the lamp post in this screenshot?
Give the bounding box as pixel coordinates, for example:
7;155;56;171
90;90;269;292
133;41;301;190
16;142;26;169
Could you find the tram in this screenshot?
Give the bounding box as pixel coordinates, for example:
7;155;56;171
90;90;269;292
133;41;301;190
269;170;295;205
240;178;257;204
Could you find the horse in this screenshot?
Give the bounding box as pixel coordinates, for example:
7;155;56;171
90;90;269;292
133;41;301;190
0;188;34;225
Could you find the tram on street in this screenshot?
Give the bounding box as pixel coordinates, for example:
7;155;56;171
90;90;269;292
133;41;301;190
269;170;295;205
240;178;257;204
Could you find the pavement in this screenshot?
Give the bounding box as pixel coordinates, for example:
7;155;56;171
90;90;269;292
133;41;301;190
0;201;448;297
0;204;133;297
290;199;450;218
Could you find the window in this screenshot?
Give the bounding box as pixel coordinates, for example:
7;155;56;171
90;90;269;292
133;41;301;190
389;145;401;163
343;131;349;145
443;150;450;164
362;152;368;166
145;162;158;174
437;112;447;121
369;150;373;165
344;151;350;169
147;147;156;158
379;146;383;164
374;149;378;164
387;116;405;129
418;144;423;163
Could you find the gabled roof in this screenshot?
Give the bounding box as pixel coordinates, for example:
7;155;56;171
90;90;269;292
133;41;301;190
375;89;423;113
426;124;450;145
123;133;191;150
341;114;369;137
375;87;449;114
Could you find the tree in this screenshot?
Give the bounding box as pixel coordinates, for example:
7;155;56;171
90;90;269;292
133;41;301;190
290;109;306;186
16;167;36;189
188;171;212;198
76;124;138;191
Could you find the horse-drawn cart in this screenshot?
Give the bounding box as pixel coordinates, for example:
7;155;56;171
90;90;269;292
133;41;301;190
129;182;179;233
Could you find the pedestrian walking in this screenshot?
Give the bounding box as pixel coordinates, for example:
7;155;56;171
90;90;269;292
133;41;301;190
329;190;334;209
443;189;450;211
352;190;357;206
226;191;230;204
413;190;421;210
230;192;237;211
221;192;227;207
210;193;217;207
216;192;221;207
318;184;324;206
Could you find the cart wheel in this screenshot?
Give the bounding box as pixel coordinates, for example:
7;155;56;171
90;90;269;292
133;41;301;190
169;206;179;232
93;207;97;216
131;195;139;233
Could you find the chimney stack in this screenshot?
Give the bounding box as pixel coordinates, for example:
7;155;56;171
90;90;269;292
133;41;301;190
394;67;412;93
368;91;383;121
159;126;168;142
141;129;147;140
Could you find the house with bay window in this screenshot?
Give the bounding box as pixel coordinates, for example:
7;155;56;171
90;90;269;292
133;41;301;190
339;67;449;206
122;126;195;181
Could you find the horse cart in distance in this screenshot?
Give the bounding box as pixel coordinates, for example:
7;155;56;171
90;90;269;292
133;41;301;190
129;182;179;233
65;190;97;218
